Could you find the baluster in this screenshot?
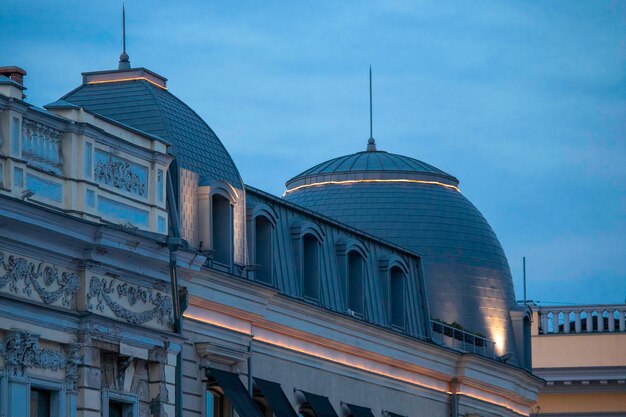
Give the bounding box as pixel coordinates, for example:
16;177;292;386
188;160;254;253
620;309;626;332
552;311;560;334
540;311;548;334
608;310;615;332
564;311;571;333
586;311;593;333
598;311;605;333
575;310;582;333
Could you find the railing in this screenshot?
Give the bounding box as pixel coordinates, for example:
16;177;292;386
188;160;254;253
21;119;63;176
536;305;626;335
431;320;496;359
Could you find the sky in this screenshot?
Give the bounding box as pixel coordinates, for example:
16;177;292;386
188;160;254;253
1;1;625;305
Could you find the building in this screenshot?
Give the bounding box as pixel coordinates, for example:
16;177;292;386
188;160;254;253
531;304;626;417
0;50;542;417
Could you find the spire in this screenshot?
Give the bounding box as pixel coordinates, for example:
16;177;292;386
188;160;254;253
118;2;131;70
366;65;377;152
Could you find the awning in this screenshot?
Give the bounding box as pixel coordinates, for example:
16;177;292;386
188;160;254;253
207;367;264;417
253;377;298;417
345;403;375;417
300;391;339;417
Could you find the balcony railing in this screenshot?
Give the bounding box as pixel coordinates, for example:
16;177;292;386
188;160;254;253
431;320;496;359
536;305;626;335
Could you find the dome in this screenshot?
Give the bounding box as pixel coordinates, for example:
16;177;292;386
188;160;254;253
284;141;518;358
61;68;242;187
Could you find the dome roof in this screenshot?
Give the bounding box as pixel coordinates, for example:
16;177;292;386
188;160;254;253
284;142;519;361
286;140;459;191
291;150;457;181
61;68;242;187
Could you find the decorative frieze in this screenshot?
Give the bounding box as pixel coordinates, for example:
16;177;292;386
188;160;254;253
87;276;174;329
21;119;64;175
94;150;147;197
0;251;79;308
0;329;80;383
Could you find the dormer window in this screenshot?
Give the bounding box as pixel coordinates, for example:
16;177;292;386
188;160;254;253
302;234;320;300
390;266;406;329
347;251;364;316
254;215;273;284
212;194;232;265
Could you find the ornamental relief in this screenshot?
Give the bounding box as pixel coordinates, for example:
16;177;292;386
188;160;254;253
94;150;147;197
87;275;174;330
0;329;80;389
0;251;79;308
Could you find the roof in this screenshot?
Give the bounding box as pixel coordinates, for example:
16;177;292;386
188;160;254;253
297;150;452;177
286;148;458;190
61;75;242;186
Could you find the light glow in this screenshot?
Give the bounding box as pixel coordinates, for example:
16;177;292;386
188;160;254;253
283;178;460;196
87;77;167;90
184;311;532;416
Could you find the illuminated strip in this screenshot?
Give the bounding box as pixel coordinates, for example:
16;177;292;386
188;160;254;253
87;77;167;90
184;311;530;416
283;178;460;196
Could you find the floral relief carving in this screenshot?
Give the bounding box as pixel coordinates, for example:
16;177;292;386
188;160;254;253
95;153;146;197
0;252;79;307
0;329;79;379
87;276;174;327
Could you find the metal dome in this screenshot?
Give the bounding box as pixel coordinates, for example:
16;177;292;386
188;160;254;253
284;143;519;359
61;69;242;187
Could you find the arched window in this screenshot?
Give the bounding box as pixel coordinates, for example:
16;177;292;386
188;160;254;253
302;234;320;300
212;194;232;265
390;266;405;329
254;216;273;284
347;251;364;315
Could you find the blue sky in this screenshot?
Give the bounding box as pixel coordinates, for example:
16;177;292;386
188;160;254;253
1;1;625;305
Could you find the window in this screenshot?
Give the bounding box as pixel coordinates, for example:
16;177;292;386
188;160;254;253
390;266;405;328
347;251;364;315
30;388;51;417
206;389;224;417
102;390;137;417
302;234;320;300
212;194;232;265
254;216;273;284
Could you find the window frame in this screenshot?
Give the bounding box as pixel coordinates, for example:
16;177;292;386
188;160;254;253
302;233;321;302
346;250;365;317
389;266;406;330
102;389;139;417
211;192;234;268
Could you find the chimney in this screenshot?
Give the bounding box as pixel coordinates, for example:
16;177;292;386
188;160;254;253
0;66;27;100
0;66;27;86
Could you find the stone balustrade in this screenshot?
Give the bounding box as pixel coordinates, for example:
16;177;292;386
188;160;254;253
535;305;626;335
21;119;64;175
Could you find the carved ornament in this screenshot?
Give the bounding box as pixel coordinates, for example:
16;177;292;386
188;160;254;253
95;153;146;197
0;329;80;385
0;252;79;307
87;276;174;327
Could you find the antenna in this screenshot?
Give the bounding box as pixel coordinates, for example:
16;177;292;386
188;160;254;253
118;2;131;70
366;66;377;152
122;2;126;54
369;65;373;139
523;256;527;304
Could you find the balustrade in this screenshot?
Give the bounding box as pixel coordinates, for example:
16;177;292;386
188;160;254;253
21;119;63;175
536;305;626;335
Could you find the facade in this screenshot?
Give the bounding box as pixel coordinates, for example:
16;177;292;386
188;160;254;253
531;304;626;417
0;57;541;417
